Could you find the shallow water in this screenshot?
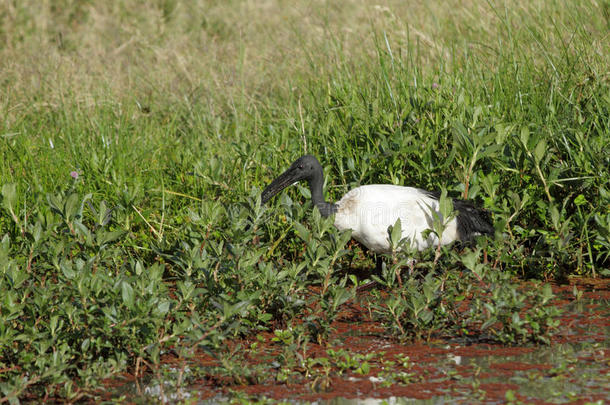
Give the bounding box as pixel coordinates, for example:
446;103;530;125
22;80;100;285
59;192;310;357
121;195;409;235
104;292;609;404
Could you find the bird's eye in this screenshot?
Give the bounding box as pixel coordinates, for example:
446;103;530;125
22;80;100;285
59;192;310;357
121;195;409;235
298;164;303;169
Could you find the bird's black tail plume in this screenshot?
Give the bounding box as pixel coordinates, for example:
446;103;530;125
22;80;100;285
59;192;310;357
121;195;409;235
453;199;494;242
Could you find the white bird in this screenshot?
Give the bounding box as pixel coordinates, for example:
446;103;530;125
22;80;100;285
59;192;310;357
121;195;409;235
261;155;493;256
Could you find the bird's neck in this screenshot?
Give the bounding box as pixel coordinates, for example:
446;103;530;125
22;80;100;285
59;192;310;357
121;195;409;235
309;173;337;218
315;202;338;217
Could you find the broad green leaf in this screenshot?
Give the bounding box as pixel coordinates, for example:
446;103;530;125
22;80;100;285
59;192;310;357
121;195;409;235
293;221;310;242
438;188;453;220
60;262;76;280
97;230;126;246
156;300;170;316
64;193;80;220
520;126;530;147
573;194;587;206
549;204;560;230
534;139;547;162
1;183;17;211
389;217;402;247
121;281;135;309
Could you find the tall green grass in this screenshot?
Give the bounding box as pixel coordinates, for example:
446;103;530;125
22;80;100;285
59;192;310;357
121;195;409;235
0;0;608;401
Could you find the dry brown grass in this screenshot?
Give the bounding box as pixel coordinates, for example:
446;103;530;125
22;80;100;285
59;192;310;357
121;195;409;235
1;0;608;123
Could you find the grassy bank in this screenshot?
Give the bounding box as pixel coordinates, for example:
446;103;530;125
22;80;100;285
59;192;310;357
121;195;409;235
0;0;609;401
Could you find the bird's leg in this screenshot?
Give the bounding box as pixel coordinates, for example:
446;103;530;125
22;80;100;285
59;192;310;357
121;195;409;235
389;252;403;288
395;266;403;288
375;256;383;275
356;255;382;293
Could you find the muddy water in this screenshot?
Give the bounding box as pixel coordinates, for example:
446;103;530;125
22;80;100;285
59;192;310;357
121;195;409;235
103;280;609;404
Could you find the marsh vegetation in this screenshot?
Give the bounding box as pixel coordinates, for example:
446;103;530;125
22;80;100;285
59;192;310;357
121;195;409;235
0;0;608;402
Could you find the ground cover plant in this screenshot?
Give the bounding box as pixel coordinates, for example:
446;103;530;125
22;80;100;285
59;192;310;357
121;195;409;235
0;0;609;402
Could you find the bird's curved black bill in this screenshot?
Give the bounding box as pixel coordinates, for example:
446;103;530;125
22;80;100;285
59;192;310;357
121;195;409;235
261;167;299;204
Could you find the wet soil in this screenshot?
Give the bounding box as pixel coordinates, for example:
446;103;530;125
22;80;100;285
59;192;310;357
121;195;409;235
103;277;609;404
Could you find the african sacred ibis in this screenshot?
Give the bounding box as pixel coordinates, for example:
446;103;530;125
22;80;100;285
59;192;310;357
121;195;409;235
261;155;493;254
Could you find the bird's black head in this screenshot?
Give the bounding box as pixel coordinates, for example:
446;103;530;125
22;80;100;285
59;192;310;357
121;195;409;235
261;155;323;204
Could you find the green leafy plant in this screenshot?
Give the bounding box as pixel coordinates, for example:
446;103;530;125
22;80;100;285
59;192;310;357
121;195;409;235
0;0;607;400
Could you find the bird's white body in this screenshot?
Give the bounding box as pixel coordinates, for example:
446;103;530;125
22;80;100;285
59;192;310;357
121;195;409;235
333;185;458;253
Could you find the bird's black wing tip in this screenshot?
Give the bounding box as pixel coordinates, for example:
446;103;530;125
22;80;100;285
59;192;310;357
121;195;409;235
453;199;494;240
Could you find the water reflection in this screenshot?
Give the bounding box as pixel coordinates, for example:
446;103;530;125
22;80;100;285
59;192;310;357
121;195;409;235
113;298;609;404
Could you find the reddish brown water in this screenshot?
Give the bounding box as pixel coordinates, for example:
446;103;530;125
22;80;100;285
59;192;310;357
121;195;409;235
101;278;609;404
